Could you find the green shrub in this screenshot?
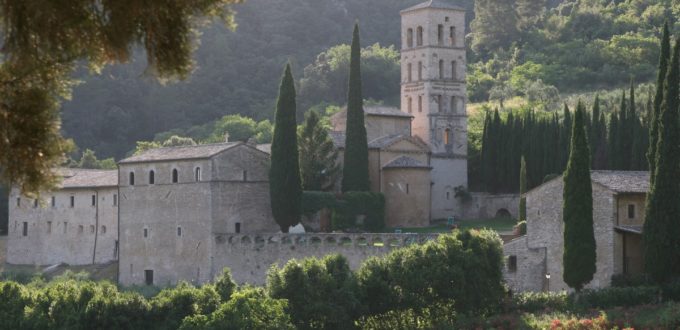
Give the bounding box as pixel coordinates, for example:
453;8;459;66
82;289;151;329
512;291;569;312
355;300;457;330
301;191;337;215
574;286;658;309
611;273;651;287
332;192;385;231
0;281;32;330
514;220;527;235
213;268;237;302
267;254;362;329
149;282;221;330
180;287;294;330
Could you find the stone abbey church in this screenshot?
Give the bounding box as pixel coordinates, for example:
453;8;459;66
7;0;469;286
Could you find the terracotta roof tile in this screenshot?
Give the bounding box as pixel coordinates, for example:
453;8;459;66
402;0;465;13
119;142;241;164
57;168;118;188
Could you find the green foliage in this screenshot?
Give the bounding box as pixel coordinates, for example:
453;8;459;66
269;64;302;233
576;287;658;310
356;230;505;317
562;101;596;291
267;254;362;330
512;291;569;313
301;191;337;215
210;115;257;142
213;268;236;302
149;282;221;330
0;281;32;330
75;149;117;170
355;300;457;330
519;156;527;221
648;23;671;182
180;287;294;330
162;136;197;147
644;38;680;283
298;110;341;191
342;24;370;192
332;192;385;232
515;220;527;235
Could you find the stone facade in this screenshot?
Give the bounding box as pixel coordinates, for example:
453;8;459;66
460;193;520;220
7;169;119;266
503;171;649;292
118;142;278;286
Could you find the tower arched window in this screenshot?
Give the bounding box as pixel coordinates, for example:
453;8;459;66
451;61;457;80
450;96;457;113
444;128;451;145
450;26;456;46
407;28;413;48
418;95;423;113
437;95;443;112
437;24;443;45
172;169;178;183
195;167;202;182
149;170;155;185
408;97;412;113
439;60;444;79
418;61;423;81
129;172;135;186
416;26;423;46
407;63;412;82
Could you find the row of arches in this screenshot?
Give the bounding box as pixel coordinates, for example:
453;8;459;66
128;167;202;186
406;60;458;82
406;95;459;114
406;24;457;48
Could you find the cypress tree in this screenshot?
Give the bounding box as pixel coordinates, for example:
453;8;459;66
519;156;527;221
299;110;341;191
617;91;629;170
559;104;572;171
480;111;493;191
643;38;680;283
607;112;619;169
342;23;370;192
648;22;671;182
269;63;302;233
562;100;596;292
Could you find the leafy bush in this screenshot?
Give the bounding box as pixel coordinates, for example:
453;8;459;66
574;286;658;309
514;220;527;235
149;282;221;330
332;192;385;232
0;281;32;330
301;191;337;215
213;268;236;302
355;300;457;330
267;254;362;330
357;230;505;317
512;291;569;313
180;287;294;330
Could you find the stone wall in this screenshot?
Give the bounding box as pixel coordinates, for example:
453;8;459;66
7;187;118;266
211;233;438;285
383;168;431;227
503;236;546;292
460;193;520;220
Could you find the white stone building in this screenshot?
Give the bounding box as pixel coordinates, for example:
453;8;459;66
7;169;119;266
503;171;649;292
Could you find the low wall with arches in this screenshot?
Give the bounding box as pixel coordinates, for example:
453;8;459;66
211;233;439;285
460;193;520;220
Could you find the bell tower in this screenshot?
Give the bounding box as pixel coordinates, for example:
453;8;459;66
400;0;468;218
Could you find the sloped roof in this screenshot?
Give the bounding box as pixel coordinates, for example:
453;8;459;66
58;168;118;188
590;171;649;194
383;156;431;169
364;106;413;118
119;142;241;164
256;144;271;154
401;0;465;13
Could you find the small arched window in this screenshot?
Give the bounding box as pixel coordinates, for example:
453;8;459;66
437;24;443;45
450;26;456;46
416;26;423;46
407;63;412;82
407;28;413;48
172;169;178;183
437;95;443;112
418;61;423;80
418;95;423;113
444;128;451;145
195;167;201;182
407;97;412;113
149;170;155;185
439;60;444;79
129;172;135;186
451;61;457;80
450;96;457;113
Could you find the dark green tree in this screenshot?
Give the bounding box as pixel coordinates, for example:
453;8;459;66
519;156;527;221
470;0;519;54
562;100;596;291
341;24;370;192
515;0;546;32
269;64;302;233
643;38;680;283
298;110;341;191
648;22;671;182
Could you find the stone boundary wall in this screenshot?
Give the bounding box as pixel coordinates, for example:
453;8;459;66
211;233;439;285
460;193;520;220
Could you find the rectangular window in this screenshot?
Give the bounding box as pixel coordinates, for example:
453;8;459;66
406;184;410;194
144;228;148;238
47;221;52;234
144;270;154;286
418;61;423;80
33;199;38;208
51;196;56;208
450;26;456;46
450;96;456;113
113;194;118;206
407;63;412;82
437;24;443;45
243;170;248;182
508;256;517;272
78;225;84;234
63;222;68;234
451;61;457;80
446;191;450;200
628;204;635;219
70;196;75;208
235;222;241;234
22;222;28;236
91;195;96;206
418;96;422;113
177;227;182;237
16;198;20;207
407;97;412;113
437;95;442;112
90;225;95;234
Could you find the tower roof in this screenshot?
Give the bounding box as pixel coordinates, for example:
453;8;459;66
401;0;465;13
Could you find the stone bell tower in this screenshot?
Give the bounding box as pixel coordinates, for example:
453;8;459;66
400;0;468;218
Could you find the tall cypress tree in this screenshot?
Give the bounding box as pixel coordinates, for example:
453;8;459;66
562;100;596;292
648;22;671;182
617;91;630;170
643;38;680;283
559;104;572;171
269;63;302;233
519;155;527;221
342;23;370;192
